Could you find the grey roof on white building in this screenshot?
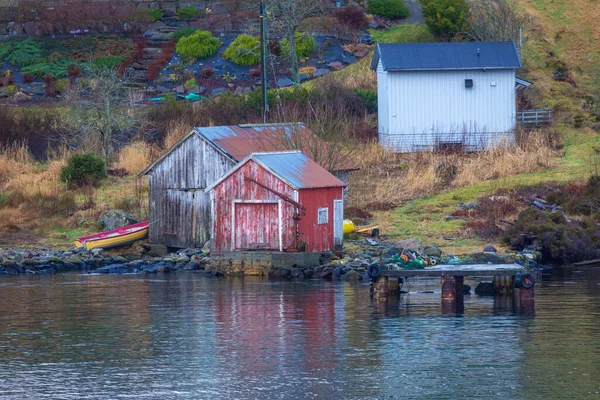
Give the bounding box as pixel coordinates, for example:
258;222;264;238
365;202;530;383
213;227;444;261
371;41;522;72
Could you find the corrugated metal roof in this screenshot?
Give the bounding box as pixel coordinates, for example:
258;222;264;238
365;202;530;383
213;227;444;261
253;152;346;189
206;151;346;191
371;42;521;72
196;123;358;172
140;123;358;177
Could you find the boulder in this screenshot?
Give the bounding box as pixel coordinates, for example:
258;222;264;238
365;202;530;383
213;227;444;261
313;68;330;77
474;282;494;296
276;78;294;87
483;244;498;253
423;246;442;258
354;49;370;58
202;240;211;254
98;210;139;231
393;238;424;253
327;61;343;71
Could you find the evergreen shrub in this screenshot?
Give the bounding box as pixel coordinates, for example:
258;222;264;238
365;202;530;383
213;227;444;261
223;34;260;65
60;153;107;187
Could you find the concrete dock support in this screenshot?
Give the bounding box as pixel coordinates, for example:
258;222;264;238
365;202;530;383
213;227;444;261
373;275;388;302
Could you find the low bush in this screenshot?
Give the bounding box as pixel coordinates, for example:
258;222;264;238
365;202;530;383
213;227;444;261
176;30;220;61
173;27;198;42
421;0;470;38
352;88;377;113
176;5;201;20
60;153;106;187
367;0;409;19
201;67;214;78
149;9;163;22
223;34;260;65
184;77;197;89
281;33;316;58
92;56;125;69
334;6;369;30
22;73;34;83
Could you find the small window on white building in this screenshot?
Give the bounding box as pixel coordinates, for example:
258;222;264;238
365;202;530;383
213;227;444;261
490;80;497;87
318;208;329;224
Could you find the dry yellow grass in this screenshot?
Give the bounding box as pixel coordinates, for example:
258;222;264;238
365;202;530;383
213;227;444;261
164;121;194;149
348;129;561;209
116;141;156;176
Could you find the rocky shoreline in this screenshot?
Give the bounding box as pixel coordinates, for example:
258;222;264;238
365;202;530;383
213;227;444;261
0;238;541;280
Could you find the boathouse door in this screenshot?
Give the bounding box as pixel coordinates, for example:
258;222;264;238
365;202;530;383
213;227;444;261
233;201;281;251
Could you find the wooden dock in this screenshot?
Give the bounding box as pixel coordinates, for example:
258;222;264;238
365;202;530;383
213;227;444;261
373;264;534;314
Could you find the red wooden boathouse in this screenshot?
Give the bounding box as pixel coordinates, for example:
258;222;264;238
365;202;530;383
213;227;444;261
207;151;346;253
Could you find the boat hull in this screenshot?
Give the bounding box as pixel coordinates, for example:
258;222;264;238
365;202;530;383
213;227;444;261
74;221;149;250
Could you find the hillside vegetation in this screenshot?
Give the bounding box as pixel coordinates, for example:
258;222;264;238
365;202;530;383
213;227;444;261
0;0;599;253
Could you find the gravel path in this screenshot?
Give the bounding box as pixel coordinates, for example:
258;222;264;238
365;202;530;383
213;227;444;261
402;0;425;24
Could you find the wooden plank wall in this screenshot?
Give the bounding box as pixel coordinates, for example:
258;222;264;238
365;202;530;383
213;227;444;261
148;134;234;248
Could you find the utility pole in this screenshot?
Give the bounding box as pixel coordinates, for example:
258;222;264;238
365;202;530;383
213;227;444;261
259;1;269;123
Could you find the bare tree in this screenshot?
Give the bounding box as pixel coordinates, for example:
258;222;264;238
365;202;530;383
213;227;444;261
58;66;145;160
466;0;530;46
266;0;325;84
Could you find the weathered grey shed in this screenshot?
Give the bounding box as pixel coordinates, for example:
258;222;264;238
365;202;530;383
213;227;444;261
139;123;356;249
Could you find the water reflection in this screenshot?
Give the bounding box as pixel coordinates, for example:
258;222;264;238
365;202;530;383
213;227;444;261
0;272;598;399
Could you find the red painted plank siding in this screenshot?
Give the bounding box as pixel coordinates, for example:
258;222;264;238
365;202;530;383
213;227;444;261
212;161;296;252
212;159;344;253
298;187;344;252
234;203;279;250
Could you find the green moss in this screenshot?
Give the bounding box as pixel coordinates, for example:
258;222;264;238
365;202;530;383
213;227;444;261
223;34;260;66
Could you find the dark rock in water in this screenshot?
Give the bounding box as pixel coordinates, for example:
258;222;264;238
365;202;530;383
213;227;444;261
290;268;301;278
343;270;362;282
109;264;128;274
318;269;333;279
474;282;494;296
483;244;498;253
424;246;443;258
268;268;291;278
463;284;472;295
303;268;314;278
184;261;201;271
98;209;139;231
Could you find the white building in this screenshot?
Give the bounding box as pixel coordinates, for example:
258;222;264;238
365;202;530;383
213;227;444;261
371;41;522;152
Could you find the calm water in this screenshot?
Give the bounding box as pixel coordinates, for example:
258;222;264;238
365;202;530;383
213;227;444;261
0;270;599;399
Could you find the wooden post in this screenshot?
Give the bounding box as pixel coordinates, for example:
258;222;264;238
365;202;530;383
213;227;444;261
387;276;400;296
441;273;463;314
520;285;535;310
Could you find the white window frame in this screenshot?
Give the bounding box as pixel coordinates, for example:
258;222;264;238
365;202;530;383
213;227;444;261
318;207;329;225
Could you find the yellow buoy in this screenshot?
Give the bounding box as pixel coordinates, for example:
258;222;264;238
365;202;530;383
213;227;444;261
343;219;355;235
